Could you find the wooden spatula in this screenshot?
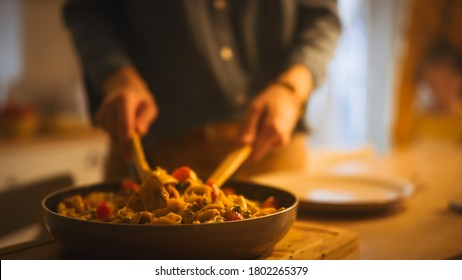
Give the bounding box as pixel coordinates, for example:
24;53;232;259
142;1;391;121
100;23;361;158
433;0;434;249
131;133;153;180
207;144;252;187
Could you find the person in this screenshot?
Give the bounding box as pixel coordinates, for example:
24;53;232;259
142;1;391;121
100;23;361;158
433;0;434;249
414;40;462;142
416;41;462;117
63;0;341;179
393;0;462;146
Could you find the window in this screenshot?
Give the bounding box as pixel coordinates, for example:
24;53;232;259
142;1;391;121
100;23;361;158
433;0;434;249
307;0;408;153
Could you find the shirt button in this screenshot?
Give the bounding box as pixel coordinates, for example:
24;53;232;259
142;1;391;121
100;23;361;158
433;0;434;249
234;92;247;106
220;46;233;62
213;0;227;11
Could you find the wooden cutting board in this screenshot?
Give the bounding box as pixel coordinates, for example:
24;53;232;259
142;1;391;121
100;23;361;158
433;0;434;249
266;221;359;260
0;221;358;260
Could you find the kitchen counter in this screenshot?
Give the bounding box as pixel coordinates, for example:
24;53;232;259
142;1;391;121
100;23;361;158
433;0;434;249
1;140;461;260
324;142;462;259
250;140;462;259
0;129;109;190
299;140;462;259
0;221;359;260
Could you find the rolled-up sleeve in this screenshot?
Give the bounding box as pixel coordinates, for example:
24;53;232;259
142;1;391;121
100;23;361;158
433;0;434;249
63;0;132;92
287;0;342;88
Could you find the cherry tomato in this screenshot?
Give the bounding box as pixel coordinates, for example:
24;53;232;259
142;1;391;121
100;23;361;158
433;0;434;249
225;210;244;221
263;196;279;208
96;201;113;220
206;179;220;201
120;179;139;192
172;166;193;181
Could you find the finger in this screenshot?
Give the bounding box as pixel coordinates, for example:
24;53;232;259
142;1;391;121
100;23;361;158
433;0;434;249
251;129;278;162
240;102;263;145
114;109;134;161
248;112;277;161
118;94;136;142
113;97;135;160
135;99;158;135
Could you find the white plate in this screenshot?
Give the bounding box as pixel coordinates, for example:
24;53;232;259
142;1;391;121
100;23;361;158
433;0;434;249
251;171;414;212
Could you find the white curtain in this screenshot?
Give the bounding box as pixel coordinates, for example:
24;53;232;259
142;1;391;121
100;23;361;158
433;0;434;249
307;0;408;153
0;0;22;105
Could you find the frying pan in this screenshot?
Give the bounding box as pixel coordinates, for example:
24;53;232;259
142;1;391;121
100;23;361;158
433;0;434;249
42;180;298;259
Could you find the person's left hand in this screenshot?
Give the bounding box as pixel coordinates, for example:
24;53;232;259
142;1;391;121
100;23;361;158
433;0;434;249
239;83;304;161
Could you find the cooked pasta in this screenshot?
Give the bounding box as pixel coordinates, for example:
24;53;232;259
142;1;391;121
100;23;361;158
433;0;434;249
57;166;283;224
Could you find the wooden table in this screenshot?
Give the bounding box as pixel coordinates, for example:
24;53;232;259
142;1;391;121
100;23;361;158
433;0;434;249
298;140;462;259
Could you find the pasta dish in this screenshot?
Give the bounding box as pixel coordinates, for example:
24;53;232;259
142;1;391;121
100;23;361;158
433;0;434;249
57;166;282;224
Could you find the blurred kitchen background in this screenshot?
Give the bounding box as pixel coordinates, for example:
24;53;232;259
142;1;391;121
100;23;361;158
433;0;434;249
1;0;461;247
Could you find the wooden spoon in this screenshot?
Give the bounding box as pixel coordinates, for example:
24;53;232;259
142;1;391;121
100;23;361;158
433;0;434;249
208;144;252;187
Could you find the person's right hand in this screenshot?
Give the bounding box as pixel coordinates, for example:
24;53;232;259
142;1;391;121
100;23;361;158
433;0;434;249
96;67;158;159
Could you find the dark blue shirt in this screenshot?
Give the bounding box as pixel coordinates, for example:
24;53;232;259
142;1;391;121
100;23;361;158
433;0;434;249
63;0;341;142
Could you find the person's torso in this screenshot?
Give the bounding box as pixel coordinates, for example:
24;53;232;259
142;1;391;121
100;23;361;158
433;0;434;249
112;0;298;140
